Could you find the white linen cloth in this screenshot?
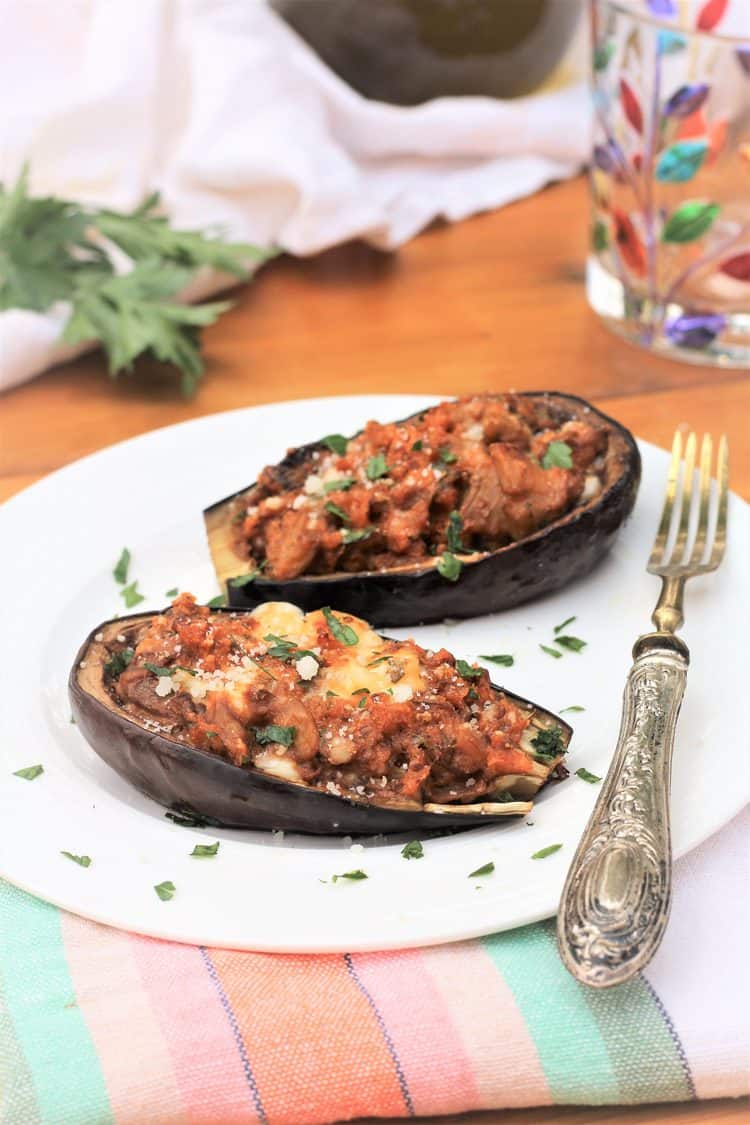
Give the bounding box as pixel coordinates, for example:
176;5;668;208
0;0;589;393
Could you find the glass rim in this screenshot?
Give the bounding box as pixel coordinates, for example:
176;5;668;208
602;1;750;46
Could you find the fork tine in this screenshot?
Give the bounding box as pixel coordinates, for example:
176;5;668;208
648;429;682;568
705;434;729;571
688;433;712;567
671;431;696;565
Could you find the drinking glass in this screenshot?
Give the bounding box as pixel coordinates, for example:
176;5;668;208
587;0;750;366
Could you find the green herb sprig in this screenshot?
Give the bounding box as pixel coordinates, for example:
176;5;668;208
0;166;273;394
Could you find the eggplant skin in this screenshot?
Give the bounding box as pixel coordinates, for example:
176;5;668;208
205;392;641;628
68;612;572;835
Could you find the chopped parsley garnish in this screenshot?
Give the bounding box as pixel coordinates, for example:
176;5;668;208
322;606;358;645
357;696;368;708
542;441;573;470
456;659;482;680
531;844;563;860
61;851;91;867
331;870;368;882
365;453;389;480
165;587;179;598
165;811;211;828
554;635;587;653
479;654;514;667
468;861;495;878
13;764;43;780
263;633;297;659
351;687;370;694
190;841;220;857
120;581;145;608
323;477;356;493
531;726;565;762
446;510;464;554
438;446;457;464
401;840;424;860
367;655;391;667
540;644;562;659
412;440;423;451
321;433;348;455
437;552;462;582
104;647;133;677
113;547;131;584
206;594;226;608
154;880;176;901
341;527;373;545
575;767;602;784
554;615;577;634
324;500;351;524
326;690;339;697
560;705;585;714
143;662;175;677
229;569;263;588
253;724;296;747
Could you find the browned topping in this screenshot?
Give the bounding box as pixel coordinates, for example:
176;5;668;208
229;395;607;580
101;595;562;808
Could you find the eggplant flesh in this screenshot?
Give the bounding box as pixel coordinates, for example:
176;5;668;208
69;610;572;835
204;392;641;628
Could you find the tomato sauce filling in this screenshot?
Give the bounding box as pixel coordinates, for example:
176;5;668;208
103;595;563;807
228;394;608;580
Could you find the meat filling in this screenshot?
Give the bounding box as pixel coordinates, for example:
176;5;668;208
104;595;565;807
229;395;607;580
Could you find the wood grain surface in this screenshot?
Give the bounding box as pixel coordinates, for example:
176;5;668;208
1;175;747;1125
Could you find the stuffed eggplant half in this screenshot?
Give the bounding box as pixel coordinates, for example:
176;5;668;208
205;392;640;627
70;595;571;834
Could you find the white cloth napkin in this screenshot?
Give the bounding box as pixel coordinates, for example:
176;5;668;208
0;0;589;393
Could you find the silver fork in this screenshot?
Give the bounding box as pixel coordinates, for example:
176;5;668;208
557;429;729;988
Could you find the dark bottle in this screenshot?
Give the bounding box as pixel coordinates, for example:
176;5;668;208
271;0;582;104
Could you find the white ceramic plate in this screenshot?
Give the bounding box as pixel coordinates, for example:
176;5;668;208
1;395;748;953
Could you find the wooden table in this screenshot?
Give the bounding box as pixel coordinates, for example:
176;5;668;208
1;176;747;1125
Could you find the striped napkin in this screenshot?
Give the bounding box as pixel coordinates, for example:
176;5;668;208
1;809;747;1125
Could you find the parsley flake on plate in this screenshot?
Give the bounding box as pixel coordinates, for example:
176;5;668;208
120;581;145;608
113;547;131;585
13;764;43;780
531;844;563;860
165;587;179;598
554;635;587;653
331;870;368;882
154;880;176;901
468;861;495;878
401;840;424;860
540;644;562;659
61;851;91;867
554;615;577;634
479;654;514;667
191;841;220;857
575;767;602;784
560;705;585;714
206;594;226;608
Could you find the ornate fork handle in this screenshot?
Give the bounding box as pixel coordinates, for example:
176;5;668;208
557;634;689;988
